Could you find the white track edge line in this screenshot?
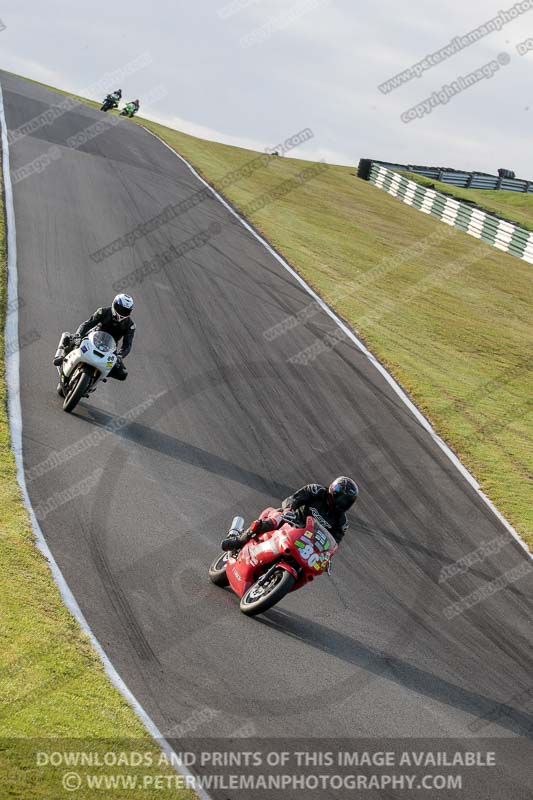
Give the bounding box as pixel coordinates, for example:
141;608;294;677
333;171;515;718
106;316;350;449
141;124;532;561
0;83;212;800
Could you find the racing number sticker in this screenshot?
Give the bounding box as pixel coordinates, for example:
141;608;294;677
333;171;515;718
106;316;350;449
295;532;330;571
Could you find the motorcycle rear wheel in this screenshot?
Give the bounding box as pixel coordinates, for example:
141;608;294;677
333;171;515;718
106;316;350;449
240;568;295;616
208;552;230;587
63;370;91;413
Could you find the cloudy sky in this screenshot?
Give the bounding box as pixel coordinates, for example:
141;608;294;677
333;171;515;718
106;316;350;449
2;0;532;176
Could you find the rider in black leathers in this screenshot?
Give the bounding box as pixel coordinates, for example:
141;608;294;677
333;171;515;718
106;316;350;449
221;477;359;551
102;89;122;110
53;294;135;381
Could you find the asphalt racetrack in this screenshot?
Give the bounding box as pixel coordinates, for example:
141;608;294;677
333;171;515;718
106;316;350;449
2;72;532;799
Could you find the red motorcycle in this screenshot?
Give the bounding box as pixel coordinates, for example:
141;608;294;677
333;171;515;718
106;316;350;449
208;508;338;616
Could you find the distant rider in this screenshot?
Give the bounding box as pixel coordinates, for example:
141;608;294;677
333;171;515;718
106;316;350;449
221;476;359;551
123;99;140;117
53;293;135;382
102;89;121;109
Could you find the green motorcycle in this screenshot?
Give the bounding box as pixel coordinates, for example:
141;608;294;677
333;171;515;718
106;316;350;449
120;100;139;118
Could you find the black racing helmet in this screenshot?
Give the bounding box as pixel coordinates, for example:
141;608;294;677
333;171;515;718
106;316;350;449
328;476;359;511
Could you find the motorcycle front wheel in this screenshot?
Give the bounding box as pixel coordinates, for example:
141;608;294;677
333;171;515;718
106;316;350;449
63;370;91;413
240;568;295;617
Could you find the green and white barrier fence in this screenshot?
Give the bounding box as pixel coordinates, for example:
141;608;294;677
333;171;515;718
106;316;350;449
368;163;533;265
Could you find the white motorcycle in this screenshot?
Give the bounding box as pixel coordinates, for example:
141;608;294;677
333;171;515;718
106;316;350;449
56;330;118;413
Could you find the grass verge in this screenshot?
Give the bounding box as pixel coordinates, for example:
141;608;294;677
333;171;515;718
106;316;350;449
0;176;193;795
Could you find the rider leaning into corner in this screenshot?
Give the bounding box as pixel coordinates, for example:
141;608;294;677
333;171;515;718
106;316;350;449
53;294;136;389
221;476;359;552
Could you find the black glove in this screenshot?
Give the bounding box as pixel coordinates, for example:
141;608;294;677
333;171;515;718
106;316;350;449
282;510;297;524
248;519;263;537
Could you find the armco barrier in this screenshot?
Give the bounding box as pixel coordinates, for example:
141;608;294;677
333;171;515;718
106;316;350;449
367;163;533;265
357;158;533;193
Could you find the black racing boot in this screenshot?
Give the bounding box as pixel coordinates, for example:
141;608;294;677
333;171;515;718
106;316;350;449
220;528;251;552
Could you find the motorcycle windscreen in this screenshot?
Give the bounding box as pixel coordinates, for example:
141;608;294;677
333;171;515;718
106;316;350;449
90;331;116;353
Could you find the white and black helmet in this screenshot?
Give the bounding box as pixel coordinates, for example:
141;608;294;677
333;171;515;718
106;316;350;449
112;293;134;321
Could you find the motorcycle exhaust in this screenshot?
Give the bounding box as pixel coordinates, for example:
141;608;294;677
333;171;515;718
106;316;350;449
54;331;71;365
228;516;245;536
